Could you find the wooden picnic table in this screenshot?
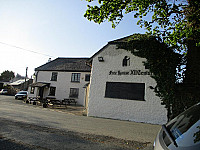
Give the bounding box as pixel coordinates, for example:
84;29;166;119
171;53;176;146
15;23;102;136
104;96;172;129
49;99;62;105
27;97;40;105
63;98;77;106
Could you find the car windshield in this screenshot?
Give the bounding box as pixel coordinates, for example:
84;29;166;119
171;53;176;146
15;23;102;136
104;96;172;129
163;103;200;149
18;92;27;94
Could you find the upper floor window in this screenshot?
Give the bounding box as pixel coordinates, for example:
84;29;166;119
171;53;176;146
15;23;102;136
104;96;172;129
85;74;90;81
122;56;130;67
71;73;81;82
51;72;58;81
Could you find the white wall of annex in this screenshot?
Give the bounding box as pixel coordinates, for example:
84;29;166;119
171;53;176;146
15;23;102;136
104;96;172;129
87;44;167;124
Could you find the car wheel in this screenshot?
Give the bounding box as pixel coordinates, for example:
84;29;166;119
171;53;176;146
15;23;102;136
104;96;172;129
15;97;17;99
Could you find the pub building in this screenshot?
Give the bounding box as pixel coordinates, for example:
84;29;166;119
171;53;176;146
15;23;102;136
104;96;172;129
85;35;167;124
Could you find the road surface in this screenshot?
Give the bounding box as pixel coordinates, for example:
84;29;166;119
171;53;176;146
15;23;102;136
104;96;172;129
0;95;160;149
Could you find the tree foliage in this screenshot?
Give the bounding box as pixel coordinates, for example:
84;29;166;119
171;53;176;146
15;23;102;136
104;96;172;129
0;70;15;82
84;0;200;52
84;0;200;119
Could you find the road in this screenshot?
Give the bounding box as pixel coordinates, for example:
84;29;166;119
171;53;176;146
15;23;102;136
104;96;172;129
0;95;160;150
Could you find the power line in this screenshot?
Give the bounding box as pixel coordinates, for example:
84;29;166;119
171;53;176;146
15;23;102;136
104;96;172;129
0;41;55;58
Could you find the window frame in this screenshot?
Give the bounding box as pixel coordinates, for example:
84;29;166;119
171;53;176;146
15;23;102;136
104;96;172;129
71;73;81;82
49;87;56;96
85;74;90;81
50;72;58;81
69;88;79;98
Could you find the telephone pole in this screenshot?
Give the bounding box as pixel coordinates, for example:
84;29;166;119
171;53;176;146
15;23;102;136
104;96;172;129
24;67;28;90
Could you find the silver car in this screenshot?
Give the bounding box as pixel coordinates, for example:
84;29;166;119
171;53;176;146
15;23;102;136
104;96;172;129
15;91;28;100
154;103;200;150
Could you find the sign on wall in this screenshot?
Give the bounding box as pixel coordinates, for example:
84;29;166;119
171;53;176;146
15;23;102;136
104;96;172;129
109;70;152;76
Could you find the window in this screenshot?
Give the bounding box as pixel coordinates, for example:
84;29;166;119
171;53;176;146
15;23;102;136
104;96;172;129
85;74;90;81
105;82;145;101
69;88;79;98
51;72;58;81
122;56;130;66
71;73;81;82
49;87;56;96
30;87;35;94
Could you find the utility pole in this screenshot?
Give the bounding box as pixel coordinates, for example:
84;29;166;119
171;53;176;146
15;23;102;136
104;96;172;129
24;67;28;90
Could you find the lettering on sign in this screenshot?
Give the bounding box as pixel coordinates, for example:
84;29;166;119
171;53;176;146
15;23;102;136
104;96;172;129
109;70;152;76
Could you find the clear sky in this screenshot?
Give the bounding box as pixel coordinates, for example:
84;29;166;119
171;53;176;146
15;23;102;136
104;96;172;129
0;0;145;78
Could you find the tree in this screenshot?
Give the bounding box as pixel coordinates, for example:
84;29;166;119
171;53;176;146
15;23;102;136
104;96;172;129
84;0;200;119
0;70;15;82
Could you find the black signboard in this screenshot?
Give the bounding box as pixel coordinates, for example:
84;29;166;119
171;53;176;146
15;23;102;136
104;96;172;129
105;82;145;101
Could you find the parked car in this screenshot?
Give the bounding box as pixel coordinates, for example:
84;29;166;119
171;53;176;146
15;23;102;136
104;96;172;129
15;91;28;100
0;89;8;95
154;103;200;150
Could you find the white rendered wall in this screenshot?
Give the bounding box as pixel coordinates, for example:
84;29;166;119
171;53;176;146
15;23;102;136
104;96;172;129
28;71;90;106
87;44;167;124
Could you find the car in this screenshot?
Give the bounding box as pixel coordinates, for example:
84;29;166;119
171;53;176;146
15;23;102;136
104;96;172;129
0;89;8;95
15;91;28;100
154;103;200;150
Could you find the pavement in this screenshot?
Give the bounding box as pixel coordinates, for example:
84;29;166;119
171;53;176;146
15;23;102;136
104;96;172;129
0;95;161;149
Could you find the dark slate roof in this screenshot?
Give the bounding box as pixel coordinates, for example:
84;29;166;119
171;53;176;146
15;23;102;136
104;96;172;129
35;58;91;72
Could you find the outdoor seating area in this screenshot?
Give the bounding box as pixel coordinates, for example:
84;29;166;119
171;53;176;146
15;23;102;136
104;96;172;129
23;96;85;116
26;97;78;108
63;98;77;106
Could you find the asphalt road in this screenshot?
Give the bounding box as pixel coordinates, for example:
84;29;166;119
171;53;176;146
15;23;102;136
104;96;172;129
0;95;160;150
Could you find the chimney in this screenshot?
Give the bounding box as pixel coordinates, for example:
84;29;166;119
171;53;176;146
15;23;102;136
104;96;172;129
48;58;51;63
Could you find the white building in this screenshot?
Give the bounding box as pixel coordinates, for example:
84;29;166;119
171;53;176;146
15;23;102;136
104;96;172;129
87;36;168;124
28;58;91;106
9;79;33;91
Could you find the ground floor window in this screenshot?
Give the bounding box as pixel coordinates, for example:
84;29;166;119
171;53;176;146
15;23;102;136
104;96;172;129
105;82;145;101
69;88;79;98
49;87;56;96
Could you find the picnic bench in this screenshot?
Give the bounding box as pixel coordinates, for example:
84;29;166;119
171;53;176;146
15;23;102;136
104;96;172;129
63;98;77;106
27;97;40;105
41;97;55;108
26;97;77;108
48;99;67;108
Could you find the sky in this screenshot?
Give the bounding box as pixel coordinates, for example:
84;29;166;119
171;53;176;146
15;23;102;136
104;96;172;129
0;0;146;78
